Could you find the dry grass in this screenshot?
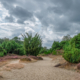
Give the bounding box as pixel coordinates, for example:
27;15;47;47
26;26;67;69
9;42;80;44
6;63;24;69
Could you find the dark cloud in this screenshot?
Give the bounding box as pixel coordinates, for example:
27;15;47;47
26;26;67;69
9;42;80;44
10;6;33;19
0;0;33;24
5;16;14;22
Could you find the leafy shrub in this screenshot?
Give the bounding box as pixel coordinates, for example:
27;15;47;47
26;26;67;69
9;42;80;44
3;49;7;55
51;41;61;51
63;33;80;63
70;33;80;49
14;47;25;55
0;46;7;57
39;47;47;54
44;49;52;55
63;47;80;63
59;41;68;49
0;52;4;57
52;50;57;55
1;40;22;54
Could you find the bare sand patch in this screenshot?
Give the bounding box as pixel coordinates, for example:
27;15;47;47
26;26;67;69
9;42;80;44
6;63;24;69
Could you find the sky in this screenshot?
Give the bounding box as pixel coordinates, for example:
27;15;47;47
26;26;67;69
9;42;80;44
0;0;80;49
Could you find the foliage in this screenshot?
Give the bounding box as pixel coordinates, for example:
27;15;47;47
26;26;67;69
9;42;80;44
0;52;4;57
12;36;23;44
63;33;80;63
69;33;80;49
1;40;23;55
39;47;47;54
5;40;19;53
52;50;57;55
63;47;80;63
59;41;67;49
14;47;25;55
22;32;42;56
51;41;61;50
0;46;7;57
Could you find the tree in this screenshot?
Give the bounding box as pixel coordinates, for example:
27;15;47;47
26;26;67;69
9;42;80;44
22;32;42;56
62;34;71;41
12;36;23;44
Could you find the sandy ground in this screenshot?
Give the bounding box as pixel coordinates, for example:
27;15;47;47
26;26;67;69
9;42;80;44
0;57;80;80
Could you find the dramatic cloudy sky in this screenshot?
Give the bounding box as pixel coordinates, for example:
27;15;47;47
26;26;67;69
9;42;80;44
0;0;80;48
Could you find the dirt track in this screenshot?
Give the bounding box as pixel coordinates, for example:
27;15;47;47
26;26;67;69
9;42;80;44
1;57;80;80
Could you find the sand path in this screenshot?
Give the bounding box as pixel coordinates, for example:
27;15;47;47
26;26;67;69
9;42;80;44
1;57;80;80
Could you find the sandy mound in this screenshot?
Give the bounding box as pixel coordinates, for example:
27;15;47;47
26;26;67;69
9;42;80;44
6;63;24;69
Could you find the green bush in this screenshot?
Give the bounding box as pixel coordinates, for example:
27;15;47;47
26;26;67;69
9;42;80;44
0;52;4;57
63;33;80;63
1;40;22;54
0;46;7;57
3;49;7;55
44;49;52;55
51;41;61;51
63;47;80;63
70;33;80;49
14;47;25;55
59;41;69;49
52;50;57;55
39;47;47;54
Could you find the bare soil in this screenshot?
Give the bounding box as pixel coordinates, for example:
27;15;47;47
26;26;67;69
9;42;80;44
0;56;80;80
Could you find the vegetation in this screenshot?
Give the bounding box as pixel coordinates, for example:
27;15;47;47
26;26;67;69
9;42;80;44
22;32;42;56
0;32;80;63
63;33;80;63
0;46;7;57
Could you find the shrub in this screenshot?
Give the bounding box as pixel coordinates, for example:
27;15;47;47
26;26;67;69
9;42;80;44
63;47;80;63
52;50;57;55
1;40;22;54
0;52;4;57
0;46;7;57
51;41;61;51
14;47;25;55
63;33;80;63
3;49;7;55
59;41;68;49
70;33;80;49
44;49;52;55
39;47;47;54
